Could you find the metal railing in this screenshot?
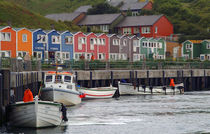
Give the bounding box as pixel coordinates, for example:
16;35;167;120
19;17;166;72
1;58;210;71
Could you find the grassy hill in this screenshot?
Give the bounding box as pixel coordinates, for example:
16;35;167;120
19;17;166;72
7;0;105;15
0;1;84;31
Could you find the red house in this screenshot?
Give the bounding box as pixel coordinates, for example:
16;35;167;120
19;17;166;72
0;26;16;58
73;32;87;60
116;15;173;38
86;32;98;60
84;33;109;61
96;33;109;60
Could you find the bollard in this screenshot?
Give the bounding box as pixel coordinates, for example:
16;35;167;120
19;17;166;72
163;86;166;95
149;86;153;94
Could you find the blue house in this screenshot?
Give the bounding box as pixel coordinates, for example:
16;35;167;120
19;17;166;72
60;31;74;61
46;30;61;61
32;29;47;60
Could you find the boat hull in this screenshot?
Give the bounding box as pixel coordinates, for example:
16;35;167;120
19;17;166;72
79;87;117;99
9;100;62;128
40;88;81;106
118;82;184;95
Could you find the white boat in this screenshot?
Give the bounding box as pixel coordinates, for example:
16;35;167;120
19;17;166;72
118;81;184;95
9;96;64;128
78;86;117;99
40;71;83;106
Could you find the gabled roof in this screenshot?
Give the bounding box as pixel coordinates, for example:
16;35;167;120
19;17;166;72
120;1;149;11
45;12;83;22
13;27;32;32
202;39;210;43
117;15;163;27
78;13;122;26
0;26;12;30
182;40;203;44
189;40;203;44
74;5;92;13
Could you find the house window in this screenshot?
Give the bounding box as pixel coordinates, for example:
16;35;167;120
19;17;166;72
155;27;158;34
65;36;73;44
133;27;140;34
82;37;86;44
100;25;109;32
207;54;210;61
123;28;131;34
154;42;156;48
22;34;27;42
186;44;192;49
132;11;139;16
206;43;210;49
102;39;105;45
141;27;151;34
90;38;94;50
79;37;86;44
62;52;70;60
113;39;120;45
33;51;42;60
133;40;139;52
37;34;47;43
0;51;10;57
98;53;105;60
94;38;97;44
98;39;102;45
140;54;145;60
133;54;140;61
52;35;60;44
200;54;205;61
123;39;127;46
1;32;11;41
17;51;28;57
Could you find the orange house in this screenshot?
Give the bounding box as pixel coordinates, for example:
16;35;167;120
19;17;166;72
0;26;16;58
15;28;32;57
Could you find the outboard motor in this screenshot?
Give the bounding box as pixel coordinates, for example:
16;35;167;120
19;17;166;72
61;103;68;122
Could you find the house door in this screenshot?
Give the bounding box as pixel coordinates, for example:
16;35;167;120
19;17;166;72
49;52;55;60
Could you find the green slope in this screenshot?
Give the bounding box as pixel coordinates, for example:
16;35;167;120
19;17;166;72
0;1;84;31
7;0;105;15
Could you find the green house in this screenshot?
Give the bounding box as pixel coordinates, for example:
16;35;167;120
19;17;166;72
181;40;202;60
200;40;210;61
139;37;166;60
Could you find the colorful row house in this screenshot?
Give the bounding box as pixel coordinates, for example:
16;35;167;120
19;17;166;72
182;40;210;61
73;32;109;61
200;40;210;61
181;40;202;60
139;37;166;60
0;26;16;58
15;28;32;58
0;26;166;62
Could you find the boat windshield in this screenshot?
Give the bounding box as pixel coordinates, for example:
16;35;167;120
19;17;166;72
64;76;71;83
46;75;52;82
55;75;62;83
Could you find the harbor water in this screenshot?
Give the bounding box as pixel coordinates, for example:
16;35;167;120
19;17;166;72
2;91;210;134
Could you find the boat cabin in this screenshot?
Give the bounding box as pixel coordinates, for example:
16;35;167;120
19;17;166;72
45;71;75;84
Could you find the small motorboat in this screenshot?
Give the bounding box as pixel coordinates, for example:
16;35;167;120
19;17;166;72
118;81;184;95
40;71;84;106
9;95;67;128
78;85;117;99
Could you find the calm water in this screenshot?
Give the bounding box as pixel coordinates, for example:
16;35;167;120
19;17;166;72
2;91;210;134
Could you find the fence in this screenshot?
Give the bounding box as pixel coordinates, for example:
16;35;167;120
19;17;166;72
1;58;210;71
